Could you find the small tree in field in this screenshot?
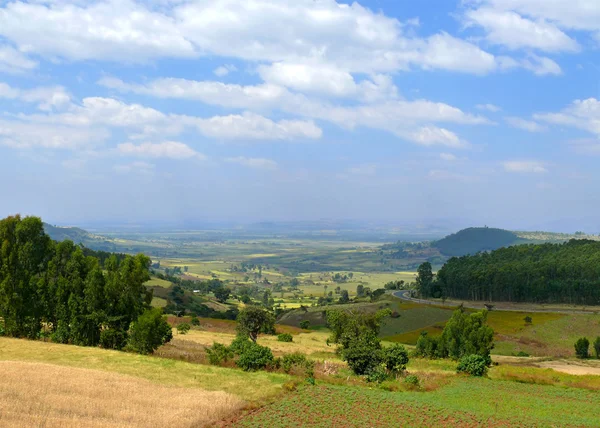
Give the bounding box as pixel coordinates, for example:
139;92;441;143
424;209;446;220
127;309;173;355
236;306;275;342
524;316;533;325
594;337;600;359
574;337;590;359
177;322;190;335
299;320;310;330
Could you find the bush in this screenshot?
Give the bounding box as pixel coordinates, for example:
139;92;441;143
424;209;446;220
524;316;533;324
281;353;314;378
99;328;127;350
575;337;590;359
516;351;530;357
190;316;200;326
206;342;233;366
456;354;488;377
230;335;253;355
383;344;409;374
366;365;388;383
594;337;600;359
177;322;191;335
299;320;310;330
404;374;420;387
235;340;274;371
126;309;173;355
277;333;293;342
340;332;382;375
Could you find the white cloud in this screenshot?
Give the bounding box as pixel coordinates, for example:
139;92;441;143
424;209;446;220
476;103;501;112
213;64;237;77
465;8;580;52
0;44;37;73
190;112;323;140
502;160;547;173
98;77;291;110
521;55;562;76
534;98;600;136
0;0;195;62
472;0;600;33
0;0;521;76
0;119;107;150
405;127;468;148
440;153;458;161
225;156;278;170
505;117;547;132
0;81;70;110
117;141;205;160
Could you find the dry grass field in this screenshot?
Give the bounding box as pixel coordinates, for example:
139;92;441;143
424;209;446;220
0;361;243;428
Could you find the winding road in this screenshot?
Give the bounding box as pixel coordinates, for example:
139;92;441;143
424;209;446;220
392;290;597;314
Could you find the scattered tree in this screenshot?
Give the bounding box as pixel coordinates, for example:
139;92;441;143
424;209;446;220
575;337;590;359
236;306;275;342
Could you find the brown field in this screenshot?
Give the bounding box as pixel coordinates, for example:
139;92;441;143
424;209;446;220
0;361;243;428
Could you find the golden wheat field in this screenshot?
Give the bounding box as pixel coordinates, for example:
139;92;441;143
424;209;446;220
0;361;244;428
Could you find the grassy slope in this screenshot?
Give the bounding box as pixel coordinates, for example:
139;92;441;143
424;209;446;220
0;338;288;402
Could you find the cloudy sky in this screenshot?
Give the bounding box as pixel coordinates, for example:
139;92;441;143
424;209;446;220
0;0;599;230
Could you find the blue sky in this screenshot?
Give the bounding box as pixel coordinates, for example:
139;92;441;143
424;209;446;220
0;0;599;231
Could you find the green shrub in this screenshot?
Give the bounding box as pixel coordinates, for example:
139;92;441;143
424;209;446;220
593;337;600;359
177;322;191;335
456;354;488;377
383;344;409;374
236;341;274;371
230;335;253;355
299;320;310;330
516;351;530;357
99;328;127;350
126;309;173;355
281;352;314;378
524;316;533;324
206;342;233;366
277;333;293;342
575;337;590;359
190;316;200;326
340;332;382;375
366;365;388;383
51;321;70;344
404;374;420;387
414;332;441;358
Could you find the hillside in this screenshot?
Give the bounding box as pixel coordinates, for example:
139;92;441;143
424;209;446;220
43;222;117;251
433;227;521;257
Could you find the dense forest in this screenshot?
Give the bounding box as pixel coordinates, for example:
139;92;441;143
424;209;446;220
426;239;600;305
0;215;163;350
433;227;520;257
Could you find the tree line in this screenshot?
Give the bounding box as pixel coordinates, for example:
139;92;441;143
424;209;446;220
0;215;171;353
419;240;600;305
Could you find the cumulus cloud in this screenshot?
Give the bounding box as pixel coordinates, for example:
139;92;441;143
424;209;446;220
117;141;206;160
213;64;237;77
503;160;547;173
464;8;580;52
225;156;278;170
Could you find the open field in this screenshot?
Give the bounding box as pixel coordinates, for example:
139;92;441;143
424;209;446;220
0;361;242;428
0;338;289;401
233;377;600;427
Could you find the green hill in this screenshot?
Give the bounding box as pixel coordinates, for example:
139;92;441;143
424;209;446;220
43;223;117;251
434;227;520;257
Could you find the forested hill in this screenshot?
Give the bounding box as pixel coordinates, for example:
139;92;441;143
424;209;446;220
430;239;600;305
433;227;521;256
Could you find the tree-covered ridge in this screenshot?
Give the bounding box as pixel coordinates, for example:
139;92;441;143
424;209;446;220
433;227;520;257
0;215;167;352
430;239;600;305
